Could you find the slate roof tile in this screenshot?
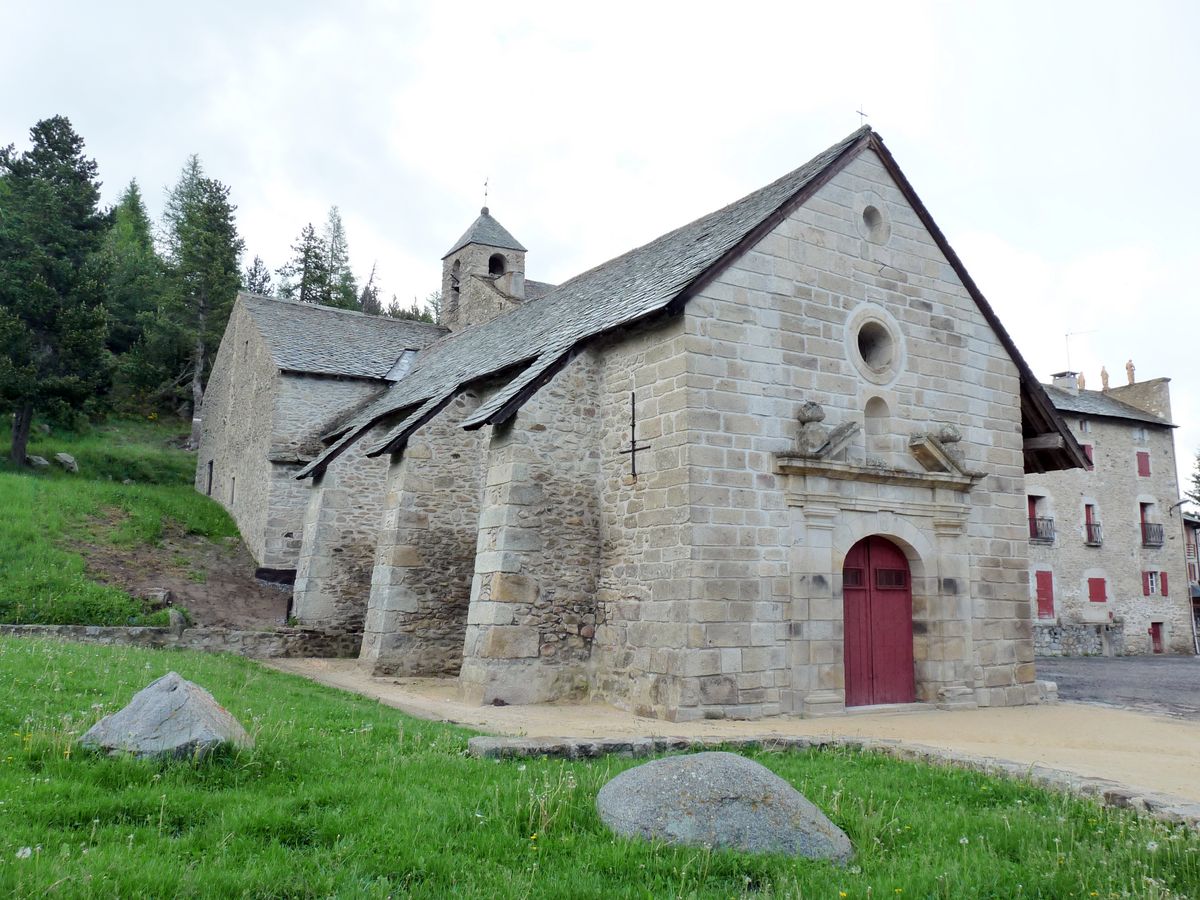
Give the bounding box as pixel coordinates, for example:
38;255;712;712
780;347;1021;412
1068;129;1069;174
241;293;447;381
443;208;527;258
1043;384;1172;427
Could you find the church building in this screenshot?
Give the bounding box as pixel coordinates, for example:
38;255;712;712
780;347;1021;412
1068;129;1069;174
207;127;1087;720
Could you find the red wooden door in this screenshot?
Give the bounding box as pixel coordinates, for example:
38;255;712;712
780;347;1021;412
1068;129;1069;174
842;536;916;707
1150;622;1164;654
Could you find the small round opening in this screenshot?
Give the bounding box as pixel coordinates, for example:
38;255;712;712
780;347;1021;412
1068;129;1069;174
857;321;893;371
488;253;507;276
862;205;882;232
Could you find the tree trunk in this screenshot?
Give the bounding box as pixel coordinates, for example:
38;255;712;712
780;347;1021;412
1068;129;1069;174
188;334;205;449
10;403;34;466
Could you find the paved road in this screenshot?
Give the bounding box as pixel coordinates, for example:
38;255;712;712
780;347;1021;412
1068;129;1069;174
1036;655;1200;719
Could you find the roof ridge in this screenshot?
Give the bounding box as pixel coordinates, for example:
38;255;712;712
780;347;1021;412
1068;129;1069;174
240;292;446;332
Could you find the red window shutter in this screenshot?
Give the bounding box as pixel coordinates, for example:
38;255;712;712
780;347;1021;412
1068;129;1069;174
1035;571;1054;618
1088;577;1107;602
1082;444;1094;469
1160;572;1169;596
1142;571;1152;596
1137;451;1151;477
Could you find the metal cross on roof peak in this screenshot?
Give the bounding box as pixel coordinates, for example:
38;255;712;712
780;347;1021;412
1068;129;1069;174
856;106;869;127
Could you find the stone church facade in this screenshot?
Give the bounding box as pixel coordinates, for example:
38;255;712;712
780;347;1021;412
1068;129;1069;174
206;127;1086;720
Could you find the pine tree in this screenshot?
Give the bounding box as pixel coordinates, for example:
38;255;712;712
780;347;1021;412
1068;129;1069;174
321;206;358;309
276;224;329;305
131;156;243;442
100;179;163;356
243;255;272;295
358;262;382;315
0;116;110;464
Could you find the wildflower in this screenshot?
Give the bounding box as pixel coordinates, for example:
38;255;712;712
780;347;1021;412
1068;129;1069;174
1146;840;1159;852
840;893;848;898
959;836;969;845
15;848;31;859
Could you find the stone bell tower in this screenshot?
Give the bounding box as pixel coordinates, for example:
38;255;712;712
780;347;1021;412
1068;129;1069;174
440;207;527;332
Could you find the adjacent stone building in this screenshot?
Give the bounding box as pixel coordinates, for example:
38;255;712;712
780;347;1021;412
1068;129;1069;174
196;294;445;579
1028;370;1195;655
258;126;1089;720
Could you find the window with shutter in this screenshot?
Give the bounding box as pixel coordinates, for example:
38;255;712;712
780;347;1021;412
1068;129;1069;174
1035;571;1054;618
1081;444;1094;469
1144;571;1159;595
1088;577;1107;602
1137;451;1151;477
1160;571;1169;596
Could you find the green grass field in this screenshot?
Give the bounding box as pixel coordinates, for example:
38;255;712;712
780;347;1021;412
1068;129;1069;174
1;637;1196;898
0;418;237;625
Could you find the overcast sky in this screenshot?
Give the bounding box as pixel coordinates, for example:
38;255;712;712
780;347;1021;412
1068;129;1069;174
6;1;1200;487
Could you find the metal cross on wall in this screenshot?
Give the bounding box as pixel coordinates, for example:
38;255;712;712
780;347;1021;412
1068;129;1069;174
618;392;650;482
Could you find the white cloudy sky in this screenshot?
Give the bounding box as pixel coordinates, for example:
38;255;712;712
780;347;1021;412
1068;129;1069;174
6;1;1200;485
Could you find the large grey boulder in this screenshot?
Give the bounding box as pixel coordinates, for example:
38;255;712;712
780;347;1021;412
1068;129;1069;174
596;751;852;861
54;452;78;473
79;672;252;760
26;455;49;468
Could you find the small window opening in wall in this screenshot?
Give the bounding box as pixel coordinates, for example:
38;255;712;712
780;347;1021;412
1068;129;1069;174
862;205;883;237
856;321;894;372
1144;571;1160;595
1078;418;1090;433
488;253;506;276
230;476;236;505
1084;504;1101;545
1136;450;1151;477
205;460;213;496
864;396;890;454
1088;576;1107;602
1081;443;1094;469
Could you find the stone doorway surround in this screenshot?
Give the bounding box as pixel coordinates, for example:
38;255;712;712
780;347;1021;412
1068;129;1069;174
774;452;982;717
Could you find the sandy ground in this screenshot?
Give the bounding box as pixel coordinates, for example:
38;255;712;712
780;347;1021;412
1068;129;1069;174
266;658;1200;803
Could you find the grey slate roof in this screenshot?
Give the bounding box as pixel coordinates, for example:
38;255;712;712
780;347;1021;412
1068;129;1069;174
240;293;448;381
1043;384;1172;427
300;129;871;477
300;126;1085;479
524;279;557;301
442;208;527;259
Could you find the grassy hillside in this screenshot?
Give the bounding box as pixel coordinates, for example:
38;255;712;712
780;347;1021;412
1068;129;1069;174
1;638;1197;898
0;418;238;625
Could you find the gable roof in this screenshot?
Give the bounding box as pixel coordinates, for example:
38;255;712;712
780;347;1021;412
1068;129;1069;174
300;128;1086;479
1044;385;1173;427
443;207;527;259
240;293;447;381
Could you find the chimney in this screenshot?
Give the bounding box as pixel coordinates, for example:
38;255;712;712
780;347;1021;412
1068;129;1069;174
1050;371;1079;397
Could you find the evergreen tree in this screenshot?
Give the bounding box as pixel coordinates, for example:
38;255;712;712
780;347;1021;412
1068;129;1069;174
383;291;437;323
99;179;163;355
276;224;329;305
243;255;272;295
358;262;382;315
322;206;358;309
128;156;243;440
0;116;110;464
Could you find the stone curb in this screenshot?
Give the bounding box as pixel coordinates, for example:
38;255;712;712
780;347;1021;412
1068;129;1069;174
467;734;1200;830
0;623;362;660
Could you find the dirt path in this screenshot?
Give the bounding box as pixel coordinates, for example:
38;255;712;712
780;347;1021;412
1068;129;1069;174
78;522;290;628
266;658;1200;803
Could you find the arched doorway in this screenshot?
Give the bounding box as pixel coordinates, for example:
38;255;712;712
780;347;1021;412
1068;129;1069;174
842;536;915;706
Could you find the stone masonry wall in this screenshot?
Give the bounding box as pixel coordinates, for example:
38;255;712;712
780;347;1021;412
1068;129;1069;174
195;300;278;564
441;243;526;331
646;148;1032;718
360;392;489;675
292;421;393;631
266;374;384;572
460;353;603;704
589;317;697;718
1034;621;1125;657
1027;410;1191;654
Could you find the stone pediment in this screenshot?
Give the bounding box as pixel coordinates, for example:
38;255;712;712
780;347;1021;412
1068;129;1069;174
773;454;981;493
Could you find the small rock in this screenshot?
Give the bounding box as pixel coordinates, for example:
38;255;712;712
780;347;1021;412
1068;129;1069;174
34;423;50;435
78;672;252;760
596;751;853;861
122;478;134;485
54;452;78;473
26;455;50;468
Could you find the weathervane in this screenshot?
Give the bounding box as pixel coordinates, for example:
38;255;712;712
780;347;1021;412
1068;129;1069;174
856;106;868;127
483;176;489;208
618;392;650;482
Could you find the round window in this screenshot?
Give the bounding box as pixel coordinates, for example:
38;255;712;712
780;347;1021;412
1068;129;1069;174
856;320;893;372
